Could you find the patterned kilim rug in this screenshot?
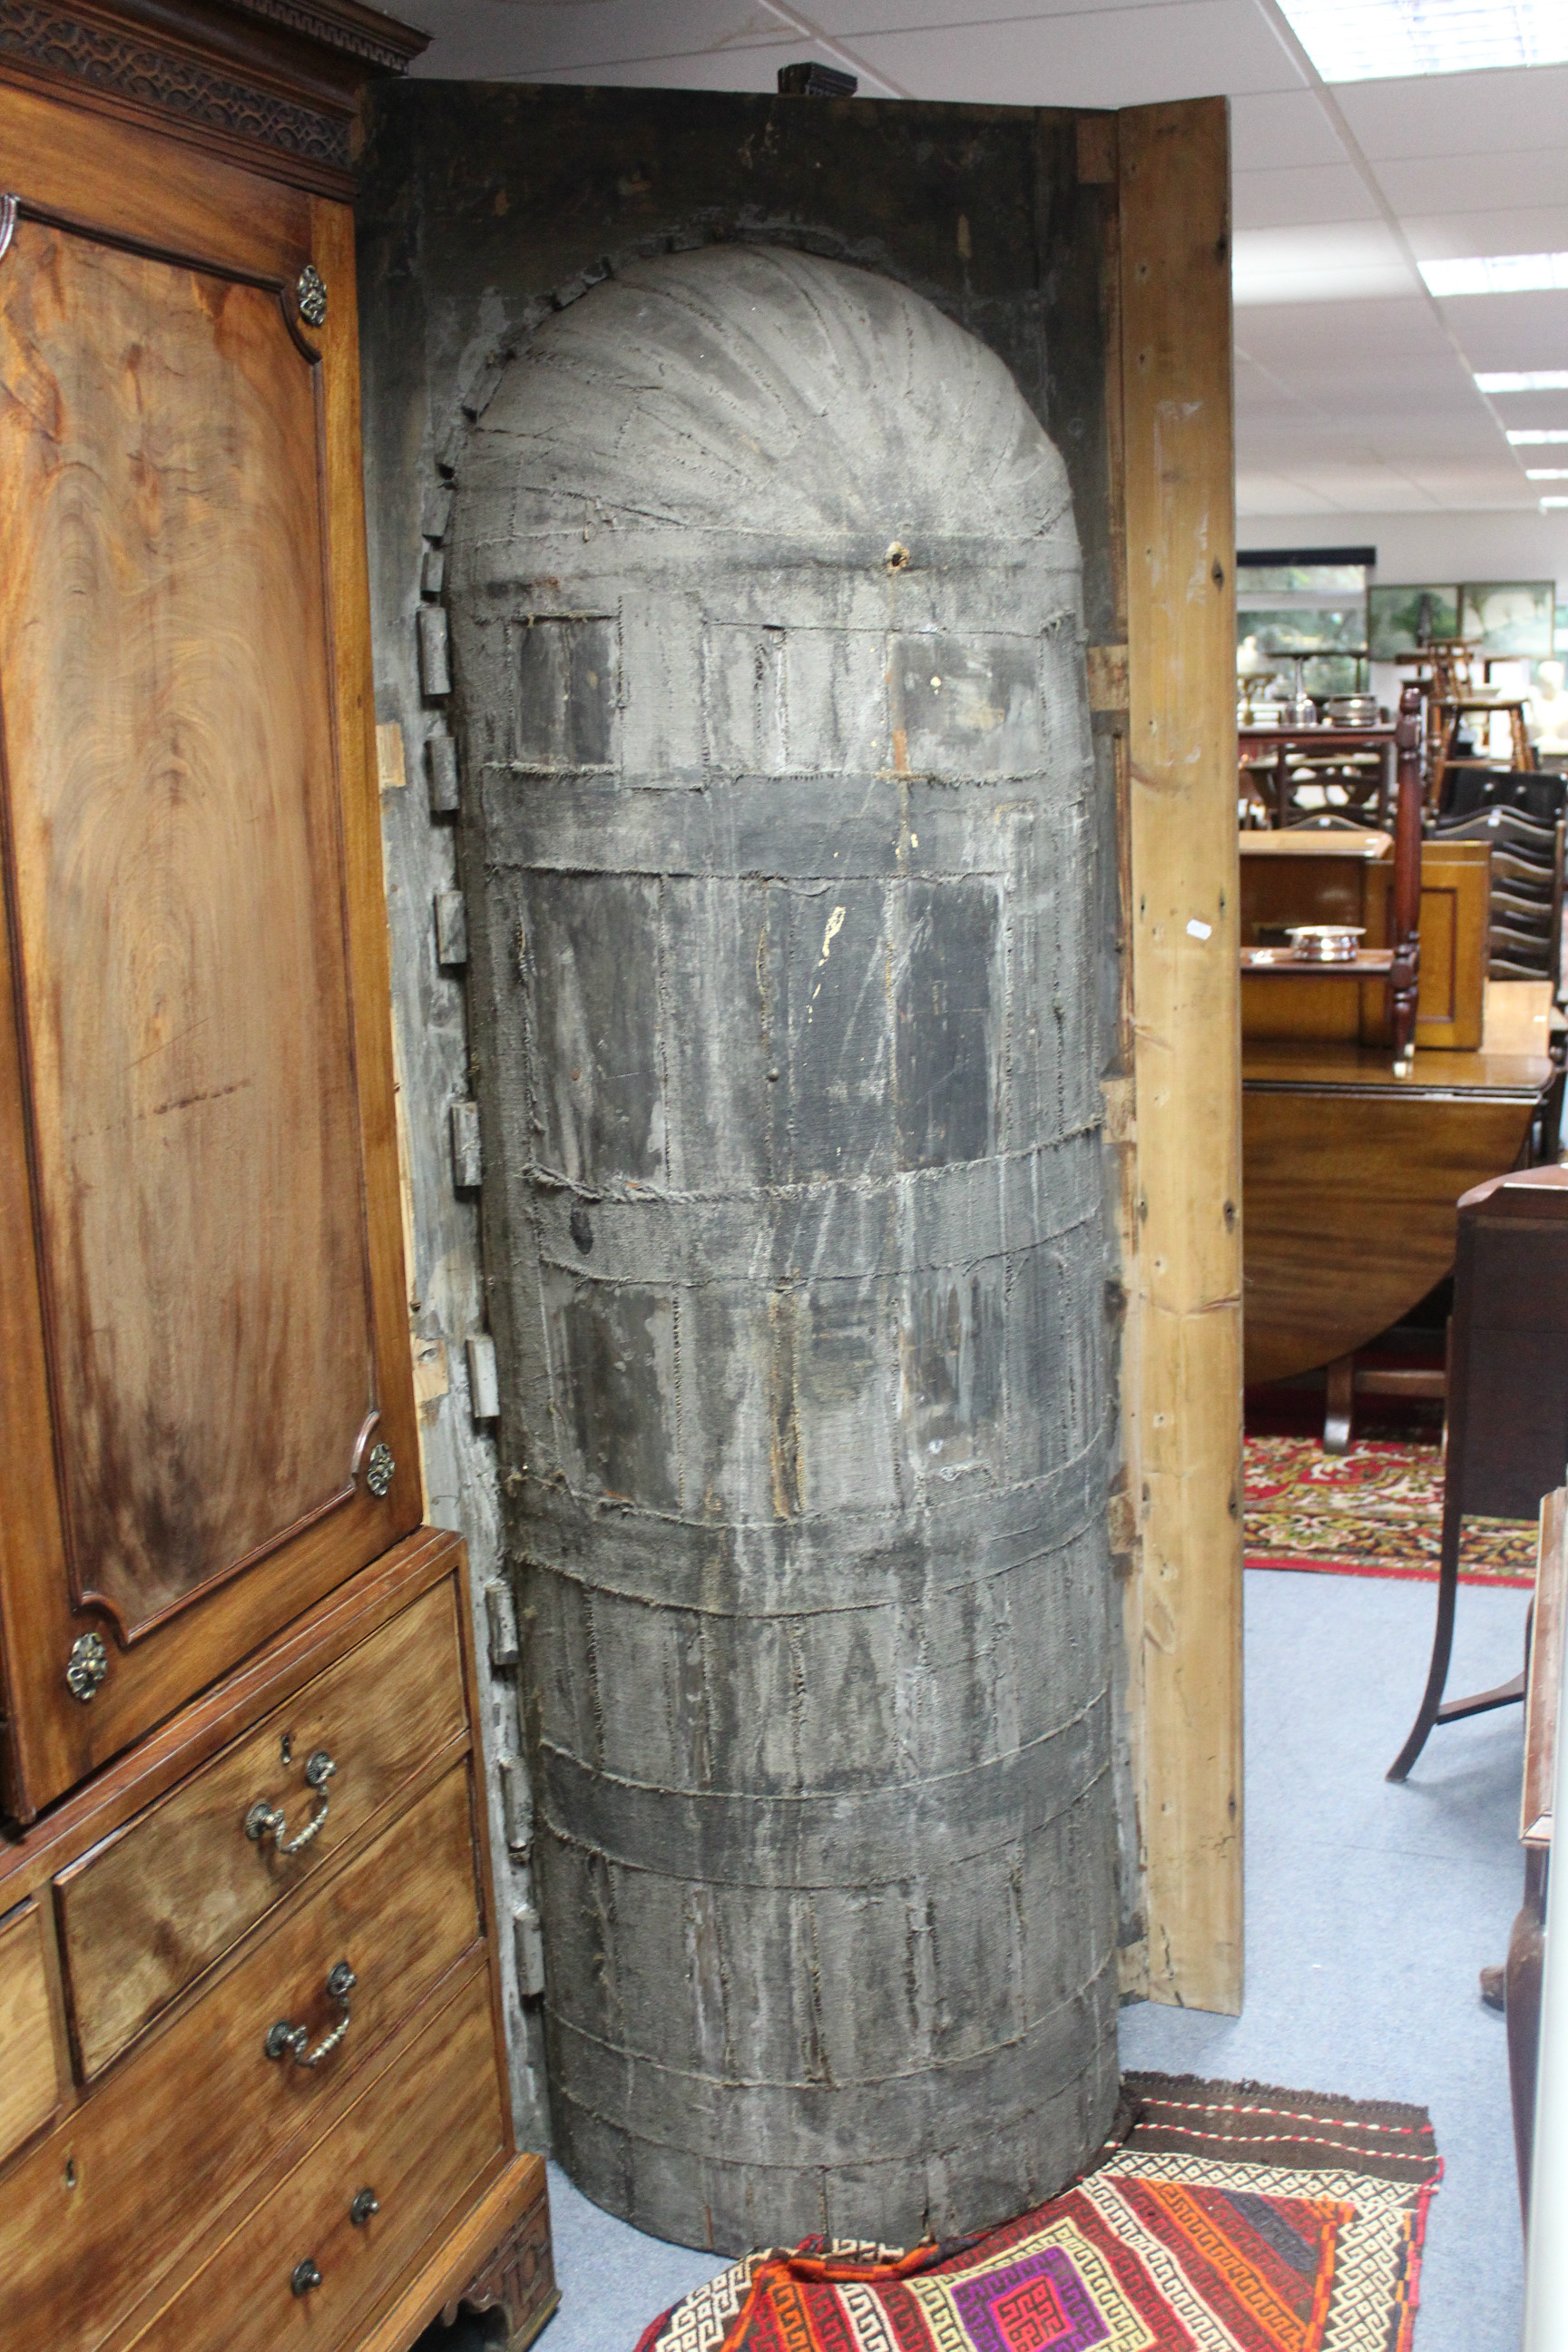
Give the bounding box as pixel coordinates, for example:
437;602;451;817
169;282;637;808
635;2073;1441;2352
1244;1433;1537;1587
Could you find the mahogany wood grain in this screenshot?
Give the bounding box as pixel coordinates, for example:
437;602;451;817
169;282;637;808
57;1579;466;2081
0;96;420;1818
356;2155;554;2352
0;1901;60;2165
0;73;313;279
1;217;374;1635
126;1967;505;2352
0;1764;482;2352
0;1532;461;1926
1242;1044;1550;1386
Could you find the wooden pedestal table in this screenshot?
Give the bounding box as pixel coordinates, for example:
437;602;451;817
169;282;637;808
1241;1041;1556;1389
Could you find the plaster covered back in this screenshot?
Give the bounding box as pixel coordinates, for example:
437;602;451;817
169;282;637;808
450;242;1117;2252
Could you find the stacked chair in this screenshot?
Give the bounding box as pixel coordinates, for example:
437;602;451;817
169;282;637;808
1432;771;1565;985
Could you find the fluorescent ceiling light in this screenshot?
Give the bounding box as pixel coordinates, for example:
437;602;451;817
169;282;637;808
1279;0;1568;83
1509;429;1568;444
1422;251;1568;298
1541;497;1568;509
1526;468;1568;478
1475;371;1568;392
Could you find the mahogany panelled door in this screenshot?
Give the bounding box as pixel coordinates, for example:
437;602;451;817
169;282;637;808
0;90;419;1818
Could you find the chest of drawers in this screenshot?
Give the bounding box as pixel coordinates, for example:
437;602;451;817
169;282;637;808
0;1534;555;2350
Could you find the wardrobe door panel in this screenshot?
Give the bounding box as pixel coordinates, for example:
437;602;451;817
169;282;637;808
0;104;419;1817
1;218;373;1633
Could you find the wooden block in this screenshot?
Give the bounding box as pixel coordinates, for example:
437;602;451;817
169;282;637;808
435;888;468;966
466;1333;500;1421
451;1099;483;1188
376;720;407;790
1086;642;1129;711
419;605;452;699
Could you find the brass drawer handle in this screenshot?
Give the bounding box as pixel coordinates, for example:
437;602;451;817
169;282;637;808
245;1749;337;1857
264;1960;357;2069
349;2187;379;2227
291;2259;322;2298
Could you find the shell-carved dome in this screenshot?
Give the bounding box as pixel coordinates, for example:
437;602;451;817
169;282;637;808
457;241;1077;570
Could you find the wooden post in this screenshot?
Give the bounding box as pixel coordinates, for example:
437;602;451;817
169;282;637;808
1118;96;1244;2014
1389;682;1424;1074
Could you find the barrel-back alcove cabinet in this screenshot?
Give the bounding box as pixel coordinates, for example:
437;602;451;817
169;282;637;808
451;241;1118;2249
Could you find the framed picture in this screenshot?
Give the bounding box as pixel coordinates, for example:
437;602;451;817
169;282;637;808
1459;581;1554;657
1367;585;1459;658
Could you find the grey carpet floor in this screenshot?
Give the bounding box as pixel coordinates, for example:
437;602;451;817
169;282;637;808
428;1562;1532;2352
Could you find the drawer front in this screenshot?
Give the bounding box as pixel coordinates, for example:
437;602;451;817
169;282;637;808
130;1966;505;2352
0;1763;480;2352
0;1900;60;2164
58;1576;466;2078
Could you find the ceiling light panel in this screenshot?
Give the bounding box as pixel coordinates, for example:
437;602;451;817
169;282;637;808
1422;250;1568;296
1526;467;1568;476
1279;2;1568;84
1475;370;1568;390
1509;428;1568;442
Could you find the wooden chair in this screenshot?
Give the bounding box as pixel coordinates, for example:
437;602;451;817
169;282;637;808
1389;1164;1568;1781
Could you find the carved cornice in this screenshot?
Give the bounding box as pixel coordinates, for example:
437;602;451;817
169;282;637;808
221;0;425;76
0;0;351;163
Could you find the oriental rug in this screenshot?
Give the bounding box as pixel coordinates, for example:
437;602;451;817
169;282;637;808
1243;1433;1537;1587
634;2074;1441;2352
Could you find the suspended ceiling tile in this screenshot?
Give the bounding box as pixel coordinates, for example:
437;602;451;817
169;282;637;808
406;0;786;77
848;0;1302;110
1233;292;1453;360
1236;470;1340;514
1376;144;1568;220
1438;286;1568;371
823;0;1185;29
1232;220;1416;304
1230;87;1351;172
1333;63;1568;163
1232;162;1380;230
1405;208;1568;264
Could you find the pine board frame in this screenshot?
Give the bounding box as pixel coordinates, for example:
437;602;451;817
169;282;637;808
1113;96;1244;2014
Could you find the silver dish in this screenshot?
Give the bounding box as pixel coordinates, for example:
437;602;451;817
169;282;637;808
1327;694;1379;727
1286;924;1365;963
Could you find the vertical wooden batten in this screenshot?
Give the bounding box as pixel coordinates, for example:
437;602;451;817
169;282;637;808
1117;96;1244;2014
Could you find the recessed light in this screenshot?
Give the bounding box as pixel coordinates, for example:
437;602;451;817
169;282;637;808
1423;252;1568;298
1508;430;1568;445
1475;372;1568;393
1541;497;1568;510
1279;0;1568;83
1526;468;1568;479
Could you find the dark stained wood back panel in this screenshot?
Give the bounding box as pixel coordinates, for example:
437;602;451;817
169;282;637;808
0;219;375;1638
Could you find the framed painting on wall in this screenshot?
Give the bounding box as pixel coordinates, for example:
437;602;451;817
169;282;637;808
1367;584;1460;658
1459;581;1554;656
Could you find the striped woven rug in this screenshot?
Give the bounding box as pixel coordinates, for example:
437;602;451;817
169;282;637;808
1244;1433;1537;1587
635;2074;1441;2352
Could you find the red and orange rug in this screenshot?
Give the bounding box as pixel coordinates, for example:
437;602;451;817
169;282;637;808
636;2073;1441;2352
1244;1434;1536;1587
